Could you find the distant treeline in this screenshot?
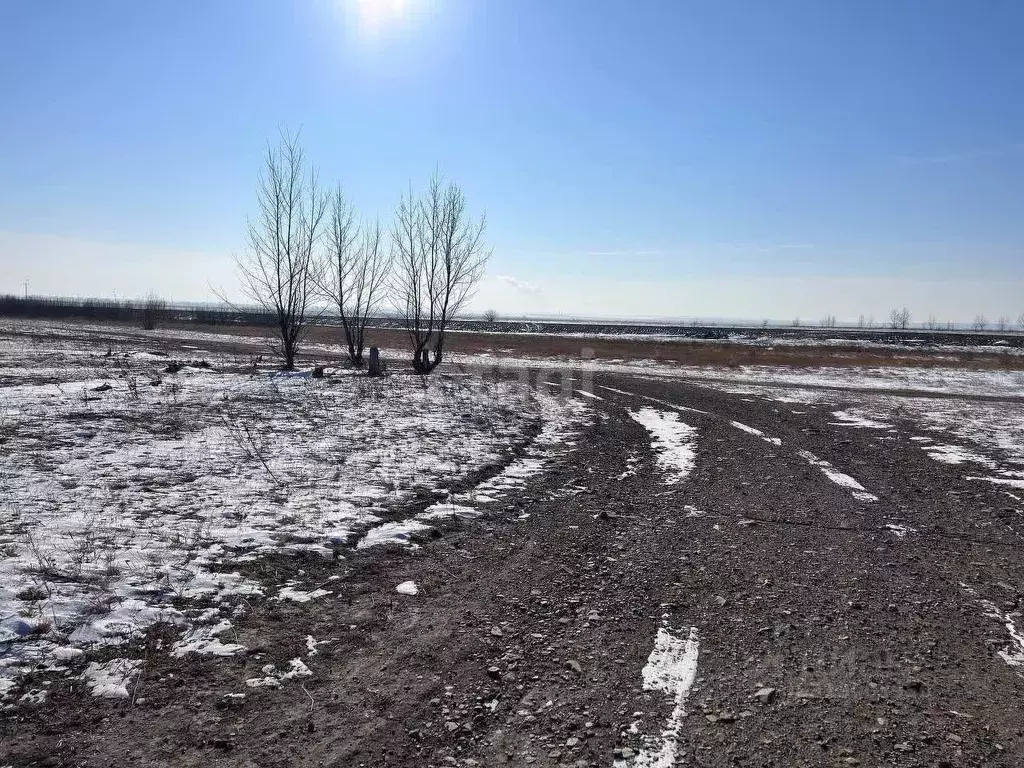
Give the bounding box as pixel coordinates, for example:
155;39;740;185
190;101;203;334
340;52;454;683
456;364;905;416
0;294;274;327
0;294;1020;349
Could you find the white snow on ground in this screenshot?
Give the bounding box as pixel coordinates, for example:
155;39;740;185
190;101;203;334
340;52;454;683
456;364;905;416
170;620;246;658
925;444;998;468
81;658;142;699
617;452;641;480
356;521;432;549
628;409;697;484
796;450;878;502
395;581;419;596
729;420;782;445
970;476;1024;490
598;385;708;416
885;523;917;538
0;327;586;698
680;369;1024;474
980;601;1024;673
245;658;313;689
575;389;604;401
670;365;1024;399
417;502;480;521
275;586;333;603
830;411;893;429
614;625;700;768
451;394;589;508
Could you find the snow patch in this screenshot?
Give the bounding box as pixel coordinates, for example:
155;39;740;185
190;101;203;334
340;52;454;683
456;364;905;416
615;625;700;768
395;581;419;596
356;521;431;549
980;601;1024;673
729;420;781;445
275;586;332;603
925;444;997;468
245;658;313;689
629;409;698;484
830;411;893;429
170;620;245;657
797;450;878;502
82;658;143;699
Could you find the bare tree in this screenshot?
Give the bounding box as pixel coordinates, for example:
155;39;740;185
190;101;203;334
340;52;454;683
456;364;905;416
926;314;937;331
317;185;391;367
1019;312;1024;331
889;307;911;330
140;292;166;331
230;132;327;370
973;314;988;331
392;174;491;374
483;309;498;323
997;316;1009;332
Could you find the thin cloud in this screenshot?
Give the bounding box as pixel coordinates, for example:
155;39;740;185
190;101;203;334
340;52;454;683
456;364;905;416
496;274;540;294
894;142;1024;166
583;249;663;258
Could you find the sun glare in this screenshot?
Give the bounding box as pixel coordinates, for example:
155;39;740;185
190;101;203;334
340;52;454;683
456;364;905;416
353;0;412;33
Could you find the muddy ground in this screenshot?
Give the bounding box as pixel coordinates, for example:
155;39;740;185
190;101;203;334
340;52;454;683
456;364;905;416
4;350;1024;766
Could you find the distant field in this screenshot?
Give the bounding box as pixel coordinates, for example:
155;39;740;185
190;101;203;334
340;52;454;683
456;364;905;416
3;315;1022;372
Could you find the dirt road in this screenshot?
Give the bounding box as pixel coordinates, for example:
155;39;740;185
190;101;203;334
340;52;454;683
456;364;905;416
4;370;1024;767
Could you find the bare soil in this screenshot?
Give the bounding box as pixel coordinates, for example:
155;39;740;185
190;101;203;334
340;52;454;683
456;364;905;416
4;356;1024;766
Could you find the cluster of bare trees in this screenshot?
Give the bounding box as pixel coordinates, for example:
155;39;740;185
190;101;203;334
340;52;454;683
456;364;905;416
229;132;489;373
889;307;912;330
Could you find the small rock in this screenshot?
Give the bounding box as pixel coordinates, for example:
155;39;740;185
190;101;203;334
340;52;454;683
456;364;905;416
487;667;502;681
753;687;776;704
566;660;583;675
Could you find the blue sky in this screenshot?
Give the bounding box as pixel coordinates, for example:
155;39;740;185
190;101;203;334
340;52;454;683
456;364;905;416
1;0;1023;321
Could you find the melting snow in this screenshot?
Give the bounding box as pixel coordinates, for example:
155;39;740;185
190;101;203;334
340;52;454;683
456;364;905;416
395;581;419;596
0;327;586;689
629;409;698;484
980;601;1024;673
356;521;432;549
830;411;893;429
729;420;782;445
81;658;143;699
170;620;246;657
245;658;313;688
615;625;700;768
925;444;997;468
275;586;332;603
797;450;878;502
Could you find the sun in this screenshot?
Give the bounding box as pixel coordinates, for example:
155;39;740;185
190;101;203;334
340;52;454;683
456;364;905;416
354;0;410;31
